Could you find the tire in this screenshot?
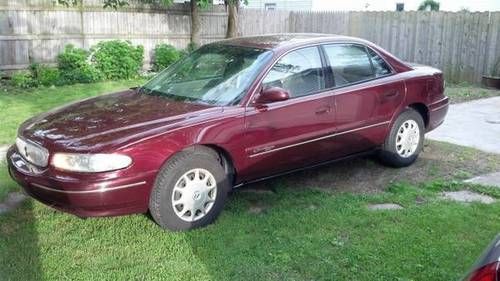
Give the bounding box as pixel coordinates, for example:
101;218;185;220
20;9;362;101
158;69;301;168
149;146;231;231
378;108;425;167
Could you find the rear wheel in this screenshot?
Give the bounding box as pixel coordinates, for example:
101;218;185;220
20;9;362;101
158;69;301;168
149;146;231;231
378;108;425;167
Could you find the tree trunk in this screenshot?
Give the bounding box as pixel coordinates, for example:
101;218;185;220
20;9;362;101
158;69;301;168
190;0;201;46
225;1;238;38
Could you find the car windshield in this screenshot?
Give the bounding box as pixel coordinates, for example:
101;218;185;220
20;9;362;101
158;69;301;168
140;44;272;106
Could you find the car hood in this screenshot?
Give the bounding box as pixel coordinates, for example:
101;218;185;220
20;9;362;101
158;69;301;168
18;89;221;152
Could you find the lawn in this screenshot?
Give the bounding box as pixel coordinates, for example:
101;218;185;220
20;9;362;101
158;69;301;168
1;178;499;280
1;82;500;280
445;84;500;104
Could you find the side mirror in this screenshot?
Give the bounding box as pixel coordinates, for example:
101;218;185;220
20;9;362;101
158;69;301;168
255;87;290;104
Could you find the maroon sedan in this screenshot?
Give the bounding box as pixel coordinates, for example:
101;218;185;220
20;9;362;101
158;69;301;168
7;34;448;230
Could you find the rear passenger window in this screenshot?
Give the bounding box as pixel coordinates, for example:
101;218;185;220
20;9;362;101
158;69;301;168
367;48;392;77
323;44;374;86
262;47;325;98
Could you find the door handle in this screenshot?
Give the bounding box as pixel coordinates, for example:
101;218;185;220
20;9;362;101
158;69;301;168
383;90;399;98
315;105;331;115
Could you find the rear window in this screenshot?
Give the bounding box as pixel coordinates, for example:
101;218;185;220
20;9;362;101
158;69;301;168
367;48;392;77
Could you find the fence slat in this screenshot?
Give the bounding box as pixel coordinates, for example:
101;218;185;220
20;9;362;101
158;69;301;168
0;2;499;84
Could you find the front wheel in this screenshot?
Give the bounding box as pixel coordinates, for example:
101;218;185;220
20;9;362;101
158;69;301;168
149;146;231;231
378;108;425;167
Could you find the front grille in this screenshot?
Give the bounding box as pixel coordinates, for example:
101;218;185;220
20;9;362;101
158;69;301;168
15;137;49;167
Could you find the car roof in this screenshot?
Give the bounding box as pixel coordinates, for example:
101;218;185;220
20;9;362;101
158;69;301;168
217;33;368;50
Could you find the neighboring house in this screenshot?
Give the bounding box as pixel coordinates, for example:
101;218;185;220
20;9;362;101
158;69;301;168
244;0;313;11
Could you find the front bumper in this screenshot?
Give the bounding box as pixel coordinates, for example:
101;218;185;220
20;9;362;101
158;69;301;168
6;146;156;217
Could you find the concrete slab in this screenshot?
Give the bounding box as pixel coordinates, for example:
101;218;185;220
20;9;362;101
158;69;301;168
426;97;500;154
440;190;495;204
367;203;404;210
0;145;8;163
0;203;10;215
5;192;27;207
464;172;500;188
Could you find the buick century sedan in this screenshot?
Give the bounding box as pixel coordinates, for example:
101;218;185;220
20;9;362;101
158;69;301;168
7;34;449;230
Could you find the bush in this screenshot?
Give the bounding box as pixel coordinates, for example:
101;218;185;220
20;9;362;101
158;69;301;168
91;40;144;80
30;63;61;86
11;71;37;88
57;45;102;84
152;44;182;72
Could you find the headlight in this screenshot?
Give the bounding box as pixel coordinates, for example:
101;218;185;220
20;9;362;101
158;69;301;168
16;137;49;167
52;153;132;173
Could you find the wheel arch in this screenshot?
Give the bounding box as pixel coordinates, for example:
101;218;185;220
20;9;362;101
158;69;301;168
408;103;429;128
182;144;237;186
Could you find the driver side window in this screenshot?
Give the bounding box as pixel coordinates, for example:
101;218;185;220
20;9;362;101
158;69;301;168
262;47;325;98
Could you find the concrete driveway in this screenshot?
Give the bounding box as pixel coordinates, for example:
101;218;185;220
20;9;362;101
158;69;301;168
426;96;500;155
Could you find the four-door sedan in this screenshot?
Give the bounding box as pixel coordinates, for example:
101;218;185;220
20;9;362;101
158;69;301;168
7;34;449;231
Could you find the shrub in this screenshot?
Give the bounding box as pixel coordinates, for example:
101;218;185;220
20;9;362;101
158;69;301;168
57;45;102;84
152;44;182;72
30;63;61;86
11;71;36;88
91;40;144;80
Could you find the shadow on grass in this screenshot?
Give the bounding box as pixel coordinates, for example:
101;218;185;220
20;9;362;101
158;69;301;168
0;200;41;280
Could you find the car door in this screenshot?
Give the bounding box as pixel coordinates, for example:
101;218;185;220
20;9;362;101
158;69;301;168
321;43;405;157
241;46;336;181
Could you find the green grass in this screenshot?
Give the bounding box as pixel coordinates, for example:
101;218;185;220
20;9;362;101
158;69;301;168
1;82;499;280
0;79;144;145
0;182;499;280
0;162;17;202
445;84;499;104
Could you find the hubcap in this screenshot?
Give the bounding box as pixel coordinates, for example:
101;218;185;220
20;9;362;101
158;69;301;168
395;120;420;158
171;168;217;222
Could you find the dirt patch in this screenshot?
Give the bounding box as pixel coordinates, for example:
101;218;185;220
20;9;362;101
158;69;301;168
243;140;500;194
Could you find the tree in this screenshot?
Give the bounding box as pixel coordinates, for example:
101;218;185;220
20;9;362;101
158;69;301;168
418;0;440;11
225;0;248;38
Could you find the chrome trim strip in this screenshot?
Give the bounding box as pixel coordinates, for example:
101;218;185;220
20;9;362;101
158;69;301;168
249;121;391;158
31;181;147;194
429;96;449;106
430;103;449;112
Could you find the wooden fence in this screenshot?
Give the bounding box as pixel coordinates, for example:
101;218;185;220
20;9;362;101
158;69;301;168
1;0;499;83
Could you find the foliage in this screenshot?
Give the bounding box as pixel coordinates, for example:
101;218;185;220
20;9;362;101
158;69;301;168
56;0;174;9
10;71;36;88
152;44;182;71
57;45;102;84
91;40;144;80
29;64;61;87
418;0;440;11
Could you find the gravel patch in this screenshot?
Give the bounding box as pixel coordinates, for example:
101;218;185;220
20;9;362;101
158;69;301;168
440;190;495;204
367;203;404;210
